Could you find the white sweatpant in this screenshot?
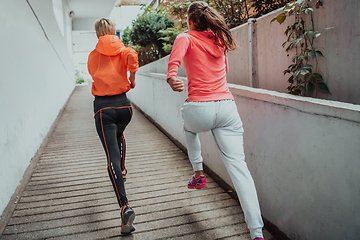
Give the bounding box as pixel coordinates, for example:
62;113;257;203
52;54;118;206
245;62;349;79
181;100;264;239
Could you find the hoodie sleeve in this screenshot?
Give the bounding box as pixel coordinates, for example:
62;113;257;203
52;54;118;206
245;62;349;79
225;54;229;74
167;33;190;79
125;48;139;72
87;50;98;77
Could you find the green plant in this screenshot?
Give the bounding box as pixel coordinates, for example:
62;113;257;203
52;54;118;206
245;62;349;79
212;0;248;28
252;0;291;18
129;11;174;58
271;0;332;96
158;27;186;53
167;1;191;28
76;77;85;84
122;26;131;45
133;45;162;66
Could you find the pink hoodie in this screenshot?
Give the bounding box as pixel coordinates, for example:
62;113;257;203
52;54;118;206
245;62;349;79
167;31;234;102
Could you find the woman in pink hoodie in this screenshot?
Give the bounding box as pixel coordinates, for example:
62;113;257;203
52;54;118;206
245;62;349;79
167;2;264;240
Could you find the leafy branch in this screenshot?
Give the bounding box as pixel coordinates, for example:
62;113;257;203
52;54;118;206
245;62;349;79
158;27;186;53
271;0;332;96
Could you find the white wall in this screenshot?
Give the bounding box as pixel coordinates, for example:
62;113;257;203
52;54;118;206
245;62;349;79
311;0;360;104
255;11;295;91
230;85;360;240
227;0;360;105
0;0;74;215
127;69;360;239
72;18;98;31
72;31;98;83
109;5;143;37
227;21;251;87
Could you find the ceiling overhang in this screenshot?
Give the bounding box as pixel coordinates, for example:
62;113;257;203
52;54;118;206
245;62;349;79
67;0;117;30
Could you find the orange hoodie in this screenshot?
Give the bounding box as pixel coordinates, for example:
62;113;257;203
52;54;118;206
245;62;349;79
88;35;139;96
167;31;233;102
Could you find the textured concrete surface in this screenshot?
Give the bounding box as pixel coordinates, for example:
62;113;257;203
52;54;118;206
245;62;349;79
0;86;275;240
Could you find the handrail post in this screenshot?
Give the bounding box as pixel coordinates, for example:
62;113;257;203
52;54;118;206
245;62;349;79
248;18;257;88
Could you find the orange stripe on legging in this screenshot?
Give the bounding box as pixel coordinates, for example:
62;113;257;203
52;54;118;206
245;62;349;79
94;106;132;118
100;110;123;207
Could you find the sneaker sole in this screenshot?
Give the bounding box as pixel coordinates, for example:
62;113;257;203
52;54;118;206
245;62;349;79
188;183;208;189
121;211;135;234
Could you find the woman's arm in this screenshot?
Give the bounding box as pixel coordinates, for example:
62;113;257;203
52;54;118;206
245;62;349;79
167;33;190;92
129;71;136;89
125;48;138;89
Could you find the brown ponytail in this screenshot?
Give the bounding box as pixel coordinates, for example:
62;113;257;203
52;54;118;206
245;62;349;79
187;1;238;52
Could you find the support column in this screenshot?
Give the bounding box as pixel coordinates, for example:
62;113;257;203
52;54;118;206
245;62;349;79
248;18;257;88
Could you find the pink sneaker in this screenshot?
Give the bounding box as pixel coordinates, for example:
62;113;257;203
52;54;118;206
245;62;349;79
187;175;208;189
253;238;264;240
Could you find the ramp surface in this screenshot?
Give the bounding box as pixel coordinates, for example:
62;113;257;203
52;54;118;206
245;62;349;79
0;86;275;240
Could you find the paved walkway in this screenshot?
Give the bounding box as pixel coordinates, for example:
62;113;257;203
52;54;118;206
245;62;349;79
0;86;275;240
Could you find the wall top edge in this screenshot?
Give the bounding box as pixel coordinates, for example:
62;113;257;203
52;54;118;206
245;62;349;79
138;73;360;123
229;7;284;32
229;83;360;123
256;7;284;21
138;72;187;81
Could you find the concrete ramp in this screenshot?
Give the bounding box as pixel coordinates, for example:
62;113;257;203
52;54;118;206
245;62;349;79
0;86;275;240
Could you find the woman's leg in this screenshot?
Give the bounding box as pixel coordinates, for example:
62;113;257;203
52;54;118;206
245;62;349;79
184;129;203;172
211;101;263;239
95;107;131;208
116;107;132;177
181;101;216;172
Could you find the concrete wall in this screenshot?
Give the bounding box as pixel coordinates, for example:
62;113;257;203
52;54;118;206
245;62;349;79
72;31;98;83
254;11;294;91
138;55;187;77
230;85;360;240
127;70;360;239
227;21;252;87
109;5;144;36
227;0;360;105
310;0;360;104
0;0;75;215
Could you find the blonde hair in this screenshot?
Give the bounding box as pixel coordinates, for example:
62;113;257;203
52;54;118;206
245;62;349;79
95;18;116;38
187;1;238;52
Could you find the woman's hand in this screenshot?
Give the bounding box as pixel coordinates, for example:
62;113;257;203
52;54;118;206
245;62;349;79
130;81;136;89
129;72;136;89
167;77;184;92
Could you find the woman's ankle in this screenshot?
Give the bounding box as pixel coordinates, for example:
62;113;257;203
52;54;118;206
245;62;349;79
194;170;204;178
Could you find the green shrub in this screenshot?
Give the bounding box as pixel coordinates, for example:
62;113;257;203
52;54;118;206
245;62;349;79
158;27;186;53
122;26;131;45
76;77;85;84
129;11;174;59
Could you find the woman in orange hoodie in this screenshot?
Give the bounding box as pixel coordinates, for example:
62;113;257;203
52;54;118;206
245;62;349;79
87;18;138;235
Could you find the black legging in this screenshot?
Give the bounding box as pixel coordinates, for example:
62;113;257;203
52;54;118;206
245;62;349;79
94;93;132;207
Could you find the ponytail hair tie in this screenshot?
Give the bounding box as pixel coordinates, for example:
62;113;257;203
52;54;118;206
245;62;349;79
203;6;208;11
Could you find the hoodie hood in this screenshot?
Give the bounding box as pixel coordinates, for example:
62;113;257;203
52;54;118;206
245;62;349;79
187;30;225;58
95;35;125;56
